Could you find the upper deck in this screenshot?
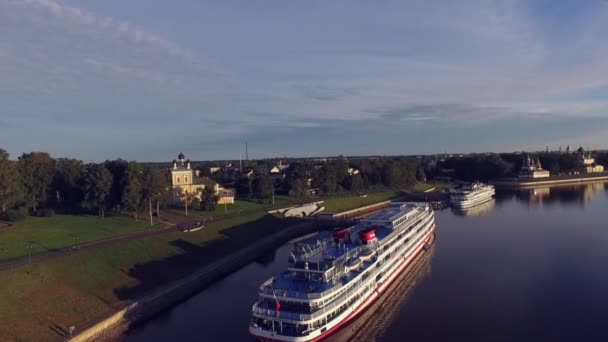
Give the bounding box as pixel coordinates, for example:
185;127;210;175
259;202;431;301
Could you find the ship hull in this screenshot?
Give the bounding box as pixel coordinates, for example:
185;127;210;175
250;225;435;342
450;192;495;209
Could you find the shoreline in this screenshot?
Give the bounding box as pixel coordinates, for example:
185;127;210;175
491;173;608;188
66;205;383;342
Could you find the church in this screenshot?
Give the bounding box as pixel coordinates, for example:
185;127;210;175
169;153;235;206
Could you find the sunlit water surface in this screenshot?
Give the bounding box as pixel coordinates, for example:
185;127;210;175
126;182;608;342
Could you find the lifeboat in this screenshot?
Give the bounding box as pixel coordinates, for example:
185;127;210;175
358;228;377;244
333;228;349;243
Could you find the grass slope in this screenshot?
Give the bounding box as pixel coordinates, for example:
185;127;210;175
322;191;400;213
0;213;298;342
0;215;162;261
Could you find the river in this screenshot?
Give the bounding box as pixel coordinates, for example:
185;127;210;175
126;181;608;342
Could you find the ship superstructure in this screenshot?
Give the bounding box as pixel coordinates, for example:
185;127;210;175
249;202;435;341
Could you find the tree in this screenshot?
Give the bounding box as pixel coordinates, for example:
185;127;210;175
201;186;218;211
81;163;113;219
104;159;128;213
416;167;426;182
316;164;337;195
141;166;169;225
289;178;308;200
253;175;274;203
122;161;143;220
52;158;84;213
0;149;22;212
235;176;253;198
18;152;55;212
382;162;402;188
349;174;364;193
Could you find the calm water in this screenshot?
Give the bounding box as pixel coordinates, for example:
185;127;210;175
126;182;608;342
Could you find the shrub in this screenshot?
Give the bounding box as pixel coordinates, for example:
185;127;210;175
35;208;55;217
0;208;27;222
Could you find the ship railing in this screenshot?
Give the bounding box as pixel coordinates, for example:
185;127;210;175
254;218;435;324
254;274;371;323
260;214;433;301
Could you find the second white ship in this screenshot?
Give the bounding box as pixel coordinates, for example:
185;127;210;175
450;182;495;209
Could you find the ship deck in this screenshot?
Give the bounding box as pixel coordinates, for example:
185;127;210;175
263;203;427;299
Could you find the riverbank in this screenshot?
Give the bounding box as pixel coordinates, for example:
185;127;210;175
0;213;304;342
67;201;385;342
68;218;345;342
492;172;608;188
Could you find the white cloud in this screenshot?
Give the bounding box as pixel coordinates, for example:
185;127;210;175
1;0;607;159
0;0;227;122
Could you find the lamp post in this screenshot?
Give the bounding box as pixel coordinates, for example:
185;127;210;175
26;243;34;265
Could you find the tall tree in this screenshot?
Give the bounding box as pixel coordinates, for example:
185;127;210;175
18;152;55;212
52;158;84;213
289;178;308;200
104;159;129;212
141;166;169;224
382;162;402;188
0;149;22;212
235;176;253;198
253;175;274;203
201;186;219;211
349;174;364;193
122;161;143;220
81;163;113;219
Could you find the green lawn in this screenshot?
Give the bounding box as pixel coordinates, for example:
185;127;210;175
0;212;302;342
167;196;294;218
0;215;162;261
0;191;404;341
322;191;401;213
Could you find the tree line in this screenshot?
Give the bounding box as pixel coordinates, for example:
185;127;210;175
432;149;608;182
0;149;170;222
229;157;426;201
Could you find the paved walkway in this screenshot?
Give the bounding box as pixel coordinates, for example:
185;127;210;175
0;212;202;272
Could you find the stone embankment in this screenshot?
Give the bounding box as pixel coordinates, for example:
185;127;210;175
267;201;325;217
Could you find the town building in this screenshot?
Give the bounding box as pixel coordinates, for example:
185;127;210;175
169;153;235;206
519;155;551;178
580;153;605;173
269;160;290;184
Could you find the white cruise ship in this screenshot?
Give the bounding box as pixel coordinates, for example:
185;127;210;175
249;202;435;341
450;182;495;209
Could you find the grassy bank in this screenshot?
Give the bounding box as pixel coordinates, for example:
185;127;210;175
411;182;454;192
166;196;294;218
0;212;302;342
0;215;162;261
323;191;400;213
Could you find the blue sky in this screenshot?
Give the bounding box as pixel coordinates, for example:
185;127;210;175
1;0;608;161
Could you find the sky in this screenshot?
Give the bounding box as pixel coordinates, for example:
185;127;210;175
1;0;608;161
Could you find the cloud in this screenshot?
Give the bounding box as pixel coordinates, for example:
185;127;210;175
1;0;608;160
0;0;226;122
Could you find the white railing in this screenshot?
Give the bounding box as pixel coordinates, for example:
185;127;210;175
253;217;435;324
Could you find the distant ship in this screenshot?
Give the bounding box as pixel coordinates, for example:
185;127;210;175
450;182;495;209
249;202;436;341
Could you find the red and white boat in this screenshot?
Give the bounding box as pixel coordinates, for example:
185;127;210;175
249;202;436;341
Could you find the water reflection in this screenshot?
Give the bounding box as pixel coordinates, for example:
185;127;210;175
498;181;608;207
126;181;608;342
451;199;495;217
326;242;435;342
254;249;277;266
